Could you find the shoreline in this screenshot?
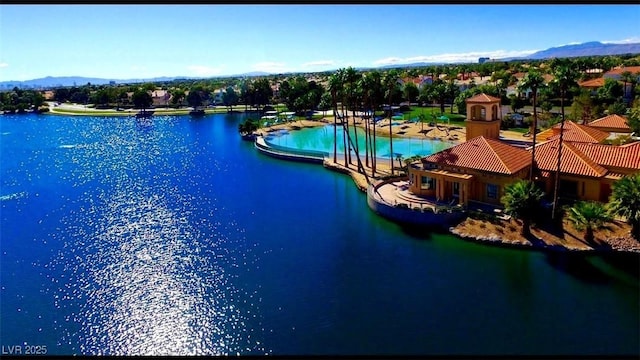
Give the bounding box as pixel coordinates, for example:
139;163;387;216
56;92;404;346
321;157;640;255
21;108;640;254
43;104;529;142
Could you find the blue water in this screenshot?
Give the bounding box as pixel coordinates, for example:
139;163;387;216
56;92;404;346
264;124;455;158
1;113;638;356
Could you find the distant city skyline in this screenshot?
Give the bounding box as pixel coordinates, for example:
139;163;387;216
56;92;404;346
1;4;638;81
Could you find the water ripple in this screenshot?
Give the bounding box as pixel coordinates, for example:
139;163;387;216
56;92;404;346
47;116;266;355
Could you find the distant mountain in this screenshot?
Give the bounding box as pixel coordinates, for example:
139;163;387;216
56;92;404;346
0;76;202;89
232;71;271;77
4;41;640;89
378;62;447;69
0;72;275;89
506;41;640;61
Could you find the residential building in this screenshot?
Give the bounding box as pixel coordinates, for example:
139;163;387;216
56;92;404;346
534;139;640;202
603;66;640;100
587;114;633;134
536;120;610;143
151;89;170;107
408;136;531;206
578;77;606;95
407;93;640;209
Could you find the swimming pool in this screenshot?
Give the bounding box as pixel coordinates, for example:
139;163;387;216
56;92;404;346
263;124;455;159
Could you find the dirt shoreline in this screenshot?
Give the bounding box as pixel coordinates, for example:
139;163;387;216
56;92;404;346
322;158;639;255
44;106;639;253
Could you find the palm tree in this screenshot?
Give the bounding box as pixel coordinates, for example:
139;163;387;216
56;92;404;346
620;70;633;103
567;201;611;245
383;70;400;174
358;74;372;168
518;70;546;181
328;73;342;164
501;179;544;236
609;173;640;240
551;64;579;219
336;68;350;167
367;71;383;176
344;67;363;173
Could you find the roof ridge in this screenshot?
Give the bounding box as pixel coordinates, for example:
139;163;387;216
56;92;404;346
484;137;512;173
561;141;608;177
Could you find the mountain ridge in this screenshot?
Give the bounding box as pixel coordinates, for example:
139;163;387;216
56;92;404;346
2;41;639;88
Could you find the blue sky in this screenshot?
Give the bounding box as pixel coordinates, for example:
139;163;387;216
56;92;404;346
1;4;638;81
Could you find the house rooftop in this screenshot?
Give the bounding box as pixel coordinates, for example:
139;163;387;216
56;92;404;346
533;139;608;178
465;93;501;103
578;77;605;88
587;114;631;132
546;120;610;144
422;136;531;175
605;66;640;76
570;141;640;170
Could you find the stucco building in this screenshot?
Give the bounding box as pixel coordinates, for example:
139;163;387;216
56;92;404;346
407;93;640;208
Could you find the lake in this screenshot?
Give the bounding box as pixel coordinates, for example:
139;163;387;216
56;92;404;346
1;113;638;356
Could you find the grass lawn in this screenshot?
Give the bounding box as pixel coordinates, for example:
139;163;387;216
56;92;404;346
403;106;466;124
507;127;530;134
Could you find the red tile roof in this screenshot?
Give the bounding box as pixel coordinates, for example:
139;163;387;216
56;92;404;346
578;77;605;88
547;120;609;143
533;139;608;178
587;114;631;132
605;66;640;76
570;142;640;170
465;93;501;103
422;136;531;175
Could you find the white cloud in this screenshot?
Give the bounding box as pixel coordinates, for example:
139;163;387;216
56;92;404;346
602;37;640;44
372;49;539;66
251;62;287;74
186;65;224;77
0;63;8;68
558;41;583;46
372;57;404;66
300;60;335;68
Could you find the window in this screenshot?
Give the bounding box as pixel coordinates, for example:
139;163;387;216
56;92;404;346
421;176;436;190
560;180;579;198
453;182;460;197
487;184;498;199
480;108;486;120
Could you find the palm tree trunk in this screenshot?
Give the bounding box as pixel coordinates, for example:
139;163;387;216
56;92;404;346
333;100;337;163
585;227;594;245
552;90;566;220
351;104;362;173
529;92;538;182
389;95;394;175
342;102;351;166
521;218;531;237
372;104;377;176
365;107;370;168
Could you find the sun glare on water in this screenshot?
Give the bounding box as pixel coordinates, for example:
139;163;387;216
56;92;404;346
46;116;267;355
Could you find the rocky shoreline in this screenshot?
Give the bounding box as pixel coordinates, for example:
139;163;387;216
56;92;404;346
450;223;640;255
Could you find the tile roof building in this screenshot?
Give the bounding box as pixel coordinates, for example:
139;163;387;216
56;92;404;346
586;114;632;133
407;93;640;207
465;93;502;140
538;120;610;143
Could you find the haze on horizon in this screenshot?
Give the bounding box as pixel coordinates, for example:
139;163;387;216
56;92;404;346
0;4;638;82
